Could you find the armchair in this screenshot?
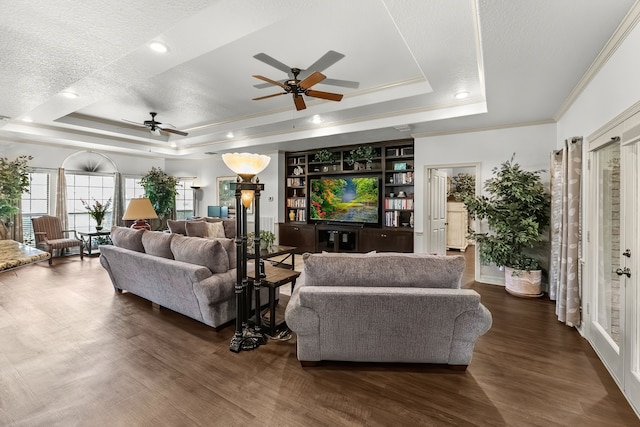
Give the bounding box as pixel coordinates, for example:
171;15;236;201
31;215;84;265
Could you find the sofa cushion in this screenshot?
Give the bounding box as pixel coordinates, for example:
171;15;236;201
168;219;204;235
141;231;174;259
170;234;229;273
110;226;145;252
204;222;226;239
185;221;208;238
204;217;236;238
302;253;465;289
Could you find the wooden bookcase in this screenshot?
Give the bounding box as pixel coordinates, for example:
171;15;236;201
280;139;414;253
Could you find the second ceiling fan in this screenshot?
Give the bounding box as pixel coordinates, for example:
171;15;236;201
252;51;351;111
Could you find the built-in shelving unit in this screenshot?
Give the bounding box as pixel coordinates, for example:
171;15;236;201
280;139;415;253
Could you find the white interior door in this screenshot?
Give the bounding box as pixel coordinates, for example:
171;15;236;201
589;133;640;411
590;140;624;380
622;137;640;408
427;169;447;255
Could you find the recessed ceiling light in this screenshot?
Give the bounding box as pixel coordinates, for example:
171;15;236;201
61;91;79;99
22;117;33;122
454;91;470;100
311;115;322;124
149;41;169;54
170;142;177;148
226;132;234;138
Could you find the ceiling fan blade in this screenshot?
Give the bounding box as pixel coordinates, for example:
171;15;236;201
298;51;345;79
252;75;287;89
253;53;293;77
321;78;360;89
299;71;326;90
253;81;285;89
293;95;306;111
122;119;147;128
253;92;286;100
159;126;188;136
305;90;343;102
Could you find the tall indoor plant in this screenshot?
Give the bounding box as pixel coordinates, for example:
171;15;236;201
140;167;178;231
0;155;32;240
465;155;550;297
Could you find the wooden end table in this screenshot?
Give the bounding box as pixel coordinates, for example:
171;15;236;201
248;262;300;336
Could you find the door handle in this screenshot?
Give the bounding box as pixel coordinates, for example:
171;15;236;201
616;267;631;278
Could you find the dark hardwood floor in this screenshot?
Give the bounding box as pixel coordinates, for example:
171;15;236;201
0;251;638;426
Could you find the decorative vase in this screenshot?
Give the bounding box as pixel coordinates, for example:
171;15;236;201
504;267;543;297
409;212;414;228
260;240;269;250
95;226;103;231
289;210;296;221
322;165;329;172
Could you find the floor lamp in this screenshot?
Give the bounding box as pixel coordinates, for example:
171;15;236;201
222;152;271;352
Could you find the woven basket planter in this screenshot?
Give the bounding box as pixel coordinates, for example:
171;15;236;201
505;267;543;298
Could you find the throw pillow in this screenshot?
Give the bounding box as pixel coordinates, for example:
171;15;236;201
185;221;208;238
170;234;229;273
204;221;226;239
141;231;174;259
110;226;145;252
167;219;186;235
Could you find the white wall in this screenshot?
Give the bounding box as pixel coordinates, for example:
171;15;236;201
165;151;283;230
558;22;640;142
414;123;557;283
0;141;164;173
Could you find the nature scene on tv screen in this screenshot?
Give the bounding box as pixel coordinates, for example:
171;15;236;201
310;177;379;223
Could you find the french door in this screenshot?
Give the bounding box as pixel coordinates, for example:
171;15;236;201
589;131;640;409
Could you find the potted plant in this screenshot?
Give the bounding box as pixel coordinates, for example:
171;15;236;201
81;197;112;230
449;173;475;202
248;230;275;250
0;155;32;240
140;167;178;231
346;145;376;170
313;149;337;172
465;155;550;297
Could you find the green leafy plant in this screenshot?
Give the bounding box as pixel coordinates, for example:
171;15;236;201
247;230;275;247
0;155;32;223
450;173;475;202
313;149;336;164
140;167;178;230
465;154;549;271
346;145;376;166
81;197;112;227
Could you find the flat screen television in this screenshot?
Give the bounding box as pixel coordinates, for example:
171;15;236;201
309;175;380;224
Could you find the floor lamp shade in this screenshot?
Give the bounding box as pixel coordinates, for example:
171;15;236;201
123;198;158;230
222;153;271;177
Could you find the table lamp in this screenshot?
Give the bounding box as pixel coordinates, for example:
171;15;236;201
122;198;158;230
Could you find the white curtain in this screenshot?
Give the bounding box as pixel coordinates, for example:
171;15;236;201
549;137;582;326
112;172;125;226
56;168;68;230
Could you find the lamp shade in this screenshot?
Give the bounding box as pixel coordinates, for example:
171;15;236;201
222;153;271;176
122;198;158;221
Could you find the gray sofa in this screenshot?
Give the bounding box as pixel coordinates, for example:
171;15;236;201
100;226;270;329
285;252;492;368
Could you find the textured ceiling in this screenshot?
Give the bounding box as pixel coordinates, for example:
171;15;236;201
0;0;636;158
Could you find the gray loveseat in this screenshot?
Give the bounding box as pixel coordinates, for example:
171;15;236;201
100;226;270;329
285;252;492;368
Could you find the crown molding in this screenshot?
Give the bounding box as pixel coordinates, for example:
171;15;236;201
554;1;640;121
411;119;555;139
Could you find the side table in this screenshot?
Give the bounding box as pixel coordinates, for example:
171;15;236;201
78;230;112;256
248;262;300;336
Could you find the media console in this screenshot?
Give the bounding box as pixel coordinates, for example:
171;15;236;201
279;223;414;254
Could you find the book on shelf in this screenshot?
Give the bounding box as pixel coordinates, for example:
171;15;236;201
384;198;414;210
389;171;414;184
287;198;306;208
384;211;400;227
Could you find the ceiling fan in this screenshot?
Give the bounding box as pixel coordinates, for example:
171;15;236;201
123;112;188;136
252;51;356;111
